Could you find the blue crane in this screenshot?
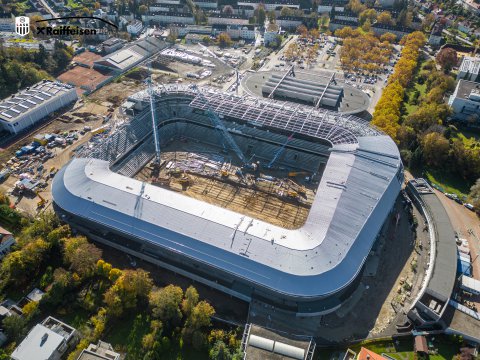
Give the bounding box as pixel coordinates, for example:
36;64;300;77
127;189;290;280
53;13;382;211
190;85;247;164
267;134;294;169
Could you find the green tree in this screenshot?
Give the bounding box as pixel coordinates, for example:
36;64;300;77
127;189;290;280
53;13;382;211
254;4;266;26
421;132;450;168
63;237;102;278
209;340;232;360
149;285;183;324
182;285;199;316
2;315;28;343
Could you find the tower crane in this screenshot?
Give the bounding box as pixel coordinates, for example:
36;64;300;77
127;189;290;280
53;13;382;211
267;133;294;169
189;85;249;165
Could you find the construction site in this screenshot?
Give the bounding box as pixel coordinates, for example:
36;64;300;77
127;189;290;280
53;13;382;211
135;146;319;229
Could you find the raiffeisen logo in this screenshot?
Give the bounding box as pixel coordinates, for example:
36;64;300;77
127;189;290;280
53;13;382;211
34;16;118;36
15;16;30;36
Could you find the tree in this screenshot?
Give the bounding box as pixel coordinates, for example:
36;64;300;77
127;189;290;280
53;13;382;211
186;301;215;331
267;10;276;23
436;48;458;72
280;6;293;17
346;0;366;14
217;32;232;48
182;285;199;316
334;26;359;39
380;32;396;43
296;24;308;37
421;132;450;168
362;19;372;32
222;5;234;14
377;11;393;25
209;341;232;360
422;13;435;30
2;315;28;343
469;179;480;215
254;5;266;26
63;237;102;278
149;285;184;324
104;269;153;317
359;9;377;25
139;4;148;14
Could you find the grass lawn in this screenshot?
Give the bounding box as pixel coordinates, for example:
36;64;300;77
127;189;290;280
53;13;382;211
425;170;471;198
404;81;427;117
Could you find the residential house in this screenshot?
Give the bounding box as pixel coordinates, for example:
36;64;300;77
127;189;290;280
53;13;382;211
76;341;120;360
264;22;280;45
11;317;77;360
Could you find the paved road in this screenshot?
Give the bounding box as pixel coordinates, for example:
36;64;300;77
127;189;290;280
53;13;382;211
435;189;480;279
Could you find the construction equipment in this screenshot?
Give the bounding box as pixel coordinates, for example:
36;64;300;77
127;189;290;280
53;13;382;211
36;190;47;208
288;171;309;177
178;173;190;190
267;134;294;169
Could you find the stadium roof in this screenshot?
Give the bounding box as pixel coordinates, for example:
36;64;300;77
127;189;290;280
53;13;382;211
53;85;402;300
0;80;75;123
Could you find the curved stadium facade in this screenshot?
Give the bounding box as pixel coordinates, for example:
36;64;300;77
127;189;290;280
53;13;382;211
52;85;403;316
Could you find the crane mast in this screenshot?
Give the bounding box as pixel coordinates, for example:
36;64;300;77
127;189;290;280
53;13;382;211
190;85;247;164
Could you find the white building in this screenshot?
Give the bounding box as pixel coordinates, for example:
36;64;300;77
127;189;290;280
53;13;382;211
142;12;195;25
448;80;480;123
213;24;256;40
318;1;345;13
0;226;15;259
154;0;181;4
194;0;218;9
264;23;280;45
457;56;480;83
207;13;249;26
11;317;76;360
77;341;120;360
238;0;300;10
0;80;78;135
276;16;302;30
127;20;144;35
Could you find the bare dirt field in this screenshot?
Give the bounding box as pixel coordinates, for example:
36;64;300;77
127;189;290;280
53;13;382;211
0;80;145;216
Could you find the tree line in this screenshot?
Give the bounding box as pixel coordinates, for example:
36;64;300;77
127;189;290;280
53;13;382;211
0;42;73;99
0;211;242;360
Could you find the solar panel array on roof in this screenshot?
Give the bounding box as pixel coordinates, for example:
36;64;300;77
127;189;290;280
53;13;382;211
0;80;74;122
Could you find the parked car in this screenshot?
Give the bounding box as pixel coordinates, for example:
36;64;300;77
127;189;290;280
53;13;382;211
464;203;475;211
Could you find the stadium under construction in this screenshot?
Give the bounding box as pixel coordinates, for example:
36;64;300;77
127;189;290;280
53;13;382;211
52;84;403;316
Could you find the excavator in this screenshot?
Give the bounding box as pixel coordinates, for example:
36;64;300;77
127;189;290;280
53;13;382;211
36;190;47;209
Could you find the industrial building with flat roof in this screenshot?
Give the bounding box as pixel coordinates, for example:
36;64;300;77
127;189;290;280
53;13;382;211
0;80;77;134
93;37;168;72
52;85;402;316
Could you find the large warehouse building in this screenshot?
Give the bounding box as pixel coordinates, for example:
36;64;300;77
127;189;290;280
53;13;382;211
52;85;403;316
0;80;77;135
